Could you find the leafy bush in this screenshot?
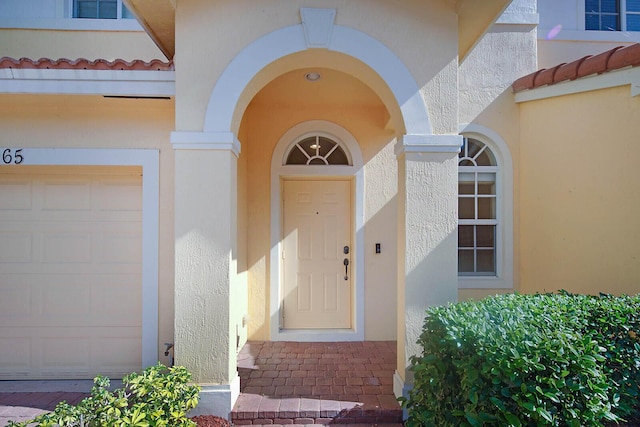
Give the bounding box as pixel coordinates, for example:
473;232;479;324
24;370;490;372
8;363;200;427
401;293;640;427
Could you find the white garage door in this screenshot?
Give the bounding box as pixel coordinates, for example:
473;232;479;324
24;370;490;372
0;166;143;380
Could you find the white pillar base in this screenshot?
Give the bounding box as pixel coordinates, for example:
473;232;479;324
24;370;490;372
189;374;240;420
393;370;412;420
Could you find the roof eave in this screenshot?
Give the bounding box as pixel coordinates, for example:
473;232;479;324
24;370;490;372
123;0;175;60
457;0;513;63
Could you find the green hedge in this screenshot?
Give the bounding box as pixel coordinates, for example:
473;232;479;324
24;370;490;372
401;293;640;427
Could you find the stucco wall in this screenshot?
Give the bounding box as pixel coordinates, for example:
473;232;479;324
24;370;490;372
0;0;164;61
1;29;163;61
174;0;458;134
457;18;537;297
519;85;640;296
0;94;176;362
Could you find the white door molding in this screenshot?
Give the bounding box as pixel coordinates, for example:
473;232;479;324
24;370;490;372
270;121;364;341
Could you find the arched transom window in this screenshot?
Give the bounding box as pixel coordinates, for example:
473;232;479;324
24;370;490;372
285;135;350;166
458;137;498;276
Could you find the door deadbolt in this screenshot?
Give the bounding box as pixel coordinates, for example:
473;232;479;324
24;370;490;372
343;246;350;254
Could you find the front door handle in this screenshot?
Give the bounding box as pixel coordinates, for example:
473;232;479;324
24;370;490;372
343;258;349;280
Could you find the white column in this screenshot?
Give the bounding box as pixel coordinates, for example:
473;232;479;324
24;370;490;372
393;134;462;403
171;131;241;419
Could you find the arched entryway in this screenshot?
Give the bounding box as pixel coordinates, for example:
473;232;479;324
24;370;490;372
172;7;461;417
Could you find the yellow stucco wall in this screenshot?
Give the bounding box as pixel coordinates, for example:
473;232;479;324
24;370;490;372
1;29;164;61
0;94;176;361
519;85;640;296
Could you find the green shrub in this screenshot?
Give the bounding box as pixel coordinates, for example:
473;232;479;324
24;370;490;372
401;293;640;427
8;363;200;427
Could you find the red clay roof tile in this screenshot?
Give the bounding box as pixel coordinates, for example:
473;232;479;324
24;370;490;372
513;43;640;93
607;43;640;70
0;57;173;71
534;64;560;87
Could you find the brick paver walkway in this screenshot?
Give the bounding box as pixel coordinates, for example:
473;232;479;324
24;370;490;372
232;341;403;425
0;342;404;426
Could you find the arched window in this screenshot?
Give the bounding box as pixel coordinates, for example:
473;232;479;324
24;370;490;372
285;135;350;166
458;137;498;276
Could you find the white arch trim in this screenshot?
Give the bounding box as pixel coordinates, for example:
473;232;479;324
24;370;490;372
270;120;365;341
204;22;432;136
458;124;514;289
0;148;160;365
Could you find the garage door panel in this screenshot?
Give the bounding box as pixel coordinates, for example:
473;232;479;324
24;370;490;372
98;180;143;212
43;231;93;264
100;222;142;265
0;178;32;210
1;222;142;263
42;180;92;211
42;283;91;317
1;274;141;327
93;283;142;321
0;167;143;379
0;284;31;315
0;327;141;380
97;336;142;371
41;336;91;373
0;337;31;377
0;231;32;263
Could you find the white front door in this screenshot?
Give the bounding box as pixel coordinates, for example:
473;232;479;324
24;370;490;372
282;180;352;329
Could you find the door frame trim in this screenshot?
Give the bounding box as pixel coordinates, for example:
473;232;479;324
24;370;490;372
270;121;364;341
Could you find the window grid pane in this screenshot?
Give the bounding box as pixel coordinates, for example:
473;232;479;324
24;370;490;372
601;13;621;29
74;0;126;19
585;0;621;30
98;0;117;19
285;136;350;166
458;137;498;276
626;12;640;29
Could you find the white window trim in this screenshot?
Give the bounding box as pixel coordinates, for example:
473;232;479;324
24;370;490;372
458;125;514;289
270;120;365;341
582;0;640;32
0;148;160;368
538;28;640;42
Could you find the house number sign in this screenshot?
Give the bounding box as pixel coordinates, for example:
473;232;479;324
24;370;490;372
2;149;24;164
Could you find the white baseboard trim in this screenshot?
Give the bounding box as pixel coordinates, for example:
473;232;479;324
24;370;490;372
189;374;240;420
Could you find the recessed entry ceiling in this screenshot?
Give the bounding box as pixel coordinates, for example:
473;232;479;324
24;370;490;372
249;68;386;109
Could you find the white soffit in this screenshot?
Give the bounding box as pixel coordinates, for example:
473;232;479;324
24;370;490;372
0;68;175;96
515;67;640;102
